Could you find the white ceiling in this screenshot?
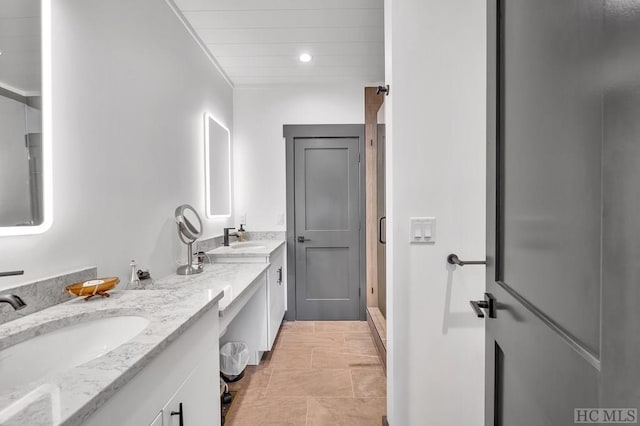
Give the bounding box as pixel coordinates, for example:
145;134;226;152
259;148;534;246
174;0;384;87
0;0;40;94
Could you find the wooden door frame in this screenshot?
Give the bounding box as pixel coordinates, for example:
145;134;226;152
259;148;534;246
283;124;366;321
364;87;385;309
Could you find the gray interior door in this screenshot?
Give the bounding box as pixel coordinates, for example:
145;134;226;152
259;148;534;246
485;1;640;424
293;136;361;320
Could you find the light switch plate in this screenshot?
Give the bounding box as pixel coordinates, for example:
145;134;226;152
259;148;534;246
410;217;436;244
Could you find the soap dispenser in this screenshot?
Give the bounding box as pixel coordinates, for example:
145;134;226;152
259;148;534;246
128;260;140;290
237;224;247;242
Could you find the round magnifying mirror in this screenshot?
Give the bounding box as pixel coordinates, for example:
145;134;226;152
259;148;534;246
175;204;203;275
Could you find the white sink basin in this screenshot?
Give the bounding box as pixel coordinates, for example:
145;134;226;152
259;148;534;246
0;315;149;392
230;242;265;250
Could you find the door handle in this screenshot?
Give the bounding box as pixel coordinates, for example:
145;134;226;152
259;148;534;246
378;216;386;245
277;267;283;284
170;402;184;426
470;293;496;318
447;253;486;266
297;236;310;243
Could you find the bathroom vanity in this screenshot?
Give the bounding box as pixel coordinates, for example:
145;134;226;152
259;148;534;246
0;289;224;426
84;292;222;426
151;262;271;366
0;239;285;425
207;239;286;352
0;260;276;425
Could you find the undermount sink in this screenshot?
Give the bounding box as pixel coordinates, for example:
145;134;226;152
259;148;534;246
230;242;265;250
0;315;149;392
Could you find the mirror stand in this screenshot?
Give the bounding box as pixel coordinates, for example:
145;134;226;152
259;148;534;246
175;204;204;275
177;243;201;275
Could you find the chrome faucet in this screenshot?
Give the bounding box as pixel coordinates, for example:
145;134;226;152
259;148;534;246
0;294;26;311
223;227;238;246
0;270;27;310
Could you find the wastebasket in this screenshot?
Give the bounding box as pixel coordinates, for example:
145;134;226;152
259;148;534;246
219;342;250;382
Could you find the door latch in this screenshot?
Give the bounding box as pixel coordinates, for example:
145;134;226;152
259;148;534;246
470;293;496;318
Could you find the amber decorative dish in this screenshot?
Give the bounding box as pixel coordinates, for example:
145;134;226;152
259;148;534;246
66;277;120;301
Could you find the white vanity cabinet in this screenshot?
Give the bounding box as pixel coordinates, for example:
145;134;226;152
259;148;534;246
265;244;285;349
210;242;286;351
84;303;221;426
160;354;217;426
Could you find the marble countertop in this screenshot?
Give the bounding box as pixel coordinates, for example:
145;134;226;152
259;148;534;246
206;239;285;258
0;286;224;425
152;263;269;313
0;261;272;425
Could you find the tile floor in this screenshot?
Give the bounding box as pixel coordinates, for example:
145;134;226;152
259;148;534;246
225;321;386;426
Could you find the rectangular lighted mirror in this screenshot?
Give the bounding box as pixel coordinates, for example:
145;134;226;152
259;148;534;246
0;0;52;236
204;113;231;218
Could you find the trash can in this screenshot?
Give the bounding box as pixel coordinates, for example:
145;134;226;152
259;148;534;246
219;342;250;382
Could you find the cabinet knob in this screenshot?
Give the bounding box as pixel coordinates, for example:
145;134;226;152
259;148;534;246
170;402;184;426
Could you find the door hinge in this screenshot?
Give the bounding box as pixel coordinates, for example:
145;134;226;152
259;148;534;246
358;153;361;163
359;287;361;297
371;287;374;294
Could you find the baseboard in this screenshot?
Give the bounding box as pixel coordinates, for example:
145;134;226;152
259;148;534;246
366;307;387;372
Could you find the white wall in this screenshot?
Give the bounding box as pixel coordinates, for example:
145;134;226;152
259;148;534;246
0;0;233;290
385;0;486;425
233;84;364;231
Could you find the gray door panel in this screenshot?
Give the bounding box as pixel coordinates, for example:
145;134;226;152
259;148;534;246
600;1;640;408
486;0;640;424
602;90;640;408
487;282;599;426
301;146;351;231
500;0;603;355
294;137;361;320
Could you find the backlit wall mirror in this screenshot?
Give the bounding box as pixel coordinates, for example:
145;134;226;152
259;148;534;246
0;0;52;236
204;113;231;218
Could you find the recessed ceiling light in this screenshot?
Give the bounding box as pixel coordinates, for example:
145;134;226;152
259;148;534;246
0;51;3;56
299;53;312;63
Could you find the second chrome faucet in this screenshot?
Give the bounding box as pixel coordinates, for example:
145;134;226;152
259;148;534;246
0;269;27;311
223;227;238;246
0;294;26;311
